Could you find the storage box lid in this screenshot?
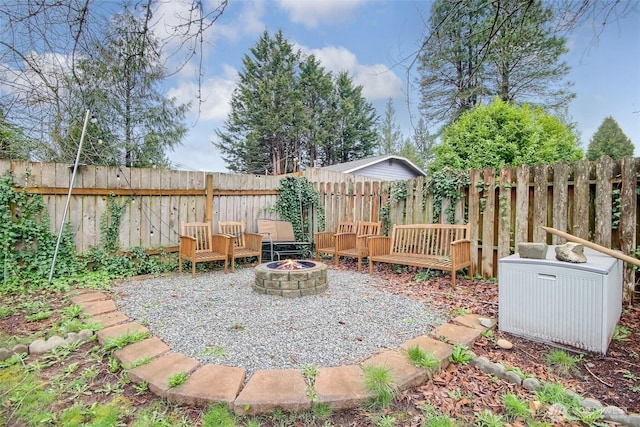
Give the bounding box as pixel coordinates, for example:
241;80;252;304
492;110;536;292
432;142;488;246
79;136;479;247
499;246;620;274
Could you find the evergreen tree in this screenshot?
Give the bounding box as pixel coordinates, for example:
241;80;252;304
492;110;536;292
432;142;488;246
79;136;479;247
378;98;403;155
329;72;378;165
586;116;634;160
216;30;378;172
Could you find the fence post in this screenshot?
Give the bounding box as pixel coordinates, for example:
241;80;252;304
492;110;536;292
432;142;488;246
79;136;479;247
205;174;214;223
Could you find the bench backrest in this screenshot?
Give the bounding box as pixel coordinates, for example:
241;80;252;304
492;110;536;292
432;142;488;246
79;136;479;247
390;224;470;257
337;222;357;234
257;219;297;242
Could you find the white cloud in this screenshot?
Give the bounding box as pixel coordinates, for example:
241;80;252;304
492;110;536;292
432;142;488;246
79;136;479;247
215;0;266;41
277;0;368;28
150;1;265;77
167;64;238;122
301;44;403;100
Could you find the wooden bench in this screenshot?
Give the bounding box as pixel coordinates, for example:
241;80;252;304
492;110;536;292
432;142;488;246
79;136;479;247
368;224;473;289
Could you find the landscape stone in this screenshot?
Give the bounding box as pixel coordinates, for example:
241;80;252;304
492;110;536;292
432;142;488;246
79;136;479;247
91;311;129;328
469;356;491;370
78;329;94;341
522;377;541;391
234;369;310;415
128;353;200;397
314;365;370;409
555;242;587;263
502;370;522;385
65;332;79;344
166;364;246;408
484;362;506;377
46;336;66;350
11;344;28;354
626;414;640;427
29;339;49;355
496;338;513;349
363;349;428;389
399;336;453;371
0;348;10;361
114;337;170;368
478;317;494;328
518;242;548;259
581;397;603;408
602;406;625;416
430;323;482;347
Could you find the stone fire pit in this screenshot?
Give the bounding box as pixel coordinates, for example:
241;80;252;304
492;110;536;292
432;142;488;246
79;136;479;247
254;260;328;297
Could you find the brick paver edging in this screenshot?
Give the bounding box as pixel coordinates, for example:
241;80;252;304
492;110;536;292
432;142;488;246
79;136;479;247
66;288;640;425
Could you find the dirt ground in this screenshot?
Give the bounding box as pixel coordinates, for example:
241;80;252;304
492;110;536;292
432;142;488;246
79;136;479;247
1;263;639;426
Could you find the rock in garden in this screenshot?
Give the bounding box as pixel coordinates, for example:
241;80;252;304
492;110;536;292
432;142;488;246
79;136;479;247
581;398;603;409
496;338;513;349
65;332;80;344
478;317;494;328
555;242;587;263
11;344;28;355
0;348;10;361
78;329;94;341
29;339;49;355
46;336;66;350
518;243;548;259
522;377;541;391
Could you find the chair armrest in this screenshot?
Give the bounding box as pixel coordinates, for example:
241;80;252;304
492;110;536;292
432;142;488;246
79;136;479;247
356;234;376;250
244;232;263;251
179;235;196;257
334;233;357;250
211;234;231;255
368;236;391;257
315;231;336;249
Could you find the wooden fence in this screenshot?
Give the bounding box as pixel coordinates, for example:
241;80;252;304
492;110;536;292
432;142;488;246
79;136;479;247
2;158;638;296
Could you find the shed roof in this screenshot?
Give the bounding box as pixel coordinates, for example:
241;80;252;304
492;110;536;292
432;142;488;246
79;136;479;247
322;154;426;177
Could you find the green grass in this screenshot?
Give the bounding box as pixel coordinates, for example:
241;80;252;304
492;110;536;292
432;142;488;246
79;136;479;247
544;349;581;377
474;409;506;427
362;364;397;409
103;330;150;352
168;371;189;388
202;403;237;427
501;393;530;421
406;345;441;372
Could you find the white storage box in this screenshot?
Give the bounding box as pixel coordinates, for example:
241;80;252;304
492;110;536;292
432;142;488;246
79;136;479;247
499;246;622;355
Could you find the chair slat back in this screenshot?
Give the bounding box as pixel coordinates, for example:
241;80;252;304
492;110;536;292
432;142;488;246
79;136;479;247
219;221;246;248
357;221;381;237
180;222;212;254
337;222;357;234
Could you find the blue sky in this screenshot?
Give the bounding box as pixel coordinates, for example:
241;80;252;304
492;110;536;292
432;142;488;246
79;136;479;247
161;0;640;172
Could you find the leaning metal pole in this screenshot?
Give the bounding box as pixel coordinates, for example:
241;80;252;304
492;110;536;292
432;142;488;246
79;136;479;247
48;109;91;283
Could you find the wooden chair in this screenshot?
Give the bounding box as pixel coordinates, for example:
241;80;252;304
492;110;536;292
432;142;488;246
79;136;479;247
314;222;357;263
335;221;382;271
218;221;262;272
179;222;231;278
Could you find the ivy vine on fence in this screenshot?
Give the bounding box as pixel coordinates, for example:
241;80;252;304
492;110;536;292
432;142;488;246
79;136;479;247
275;176;325;241
426;168;469;223
379;180;408;234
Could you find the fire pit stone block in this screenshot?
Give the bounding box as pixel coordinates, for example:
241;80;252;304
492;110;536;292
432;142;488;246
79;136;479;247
254;261;328;297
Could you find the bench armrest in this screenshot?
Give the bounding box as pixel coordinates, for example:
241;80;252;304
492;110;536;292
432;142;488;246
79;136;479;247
179;235;196;257
451;239;472;265
368;236;391;257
